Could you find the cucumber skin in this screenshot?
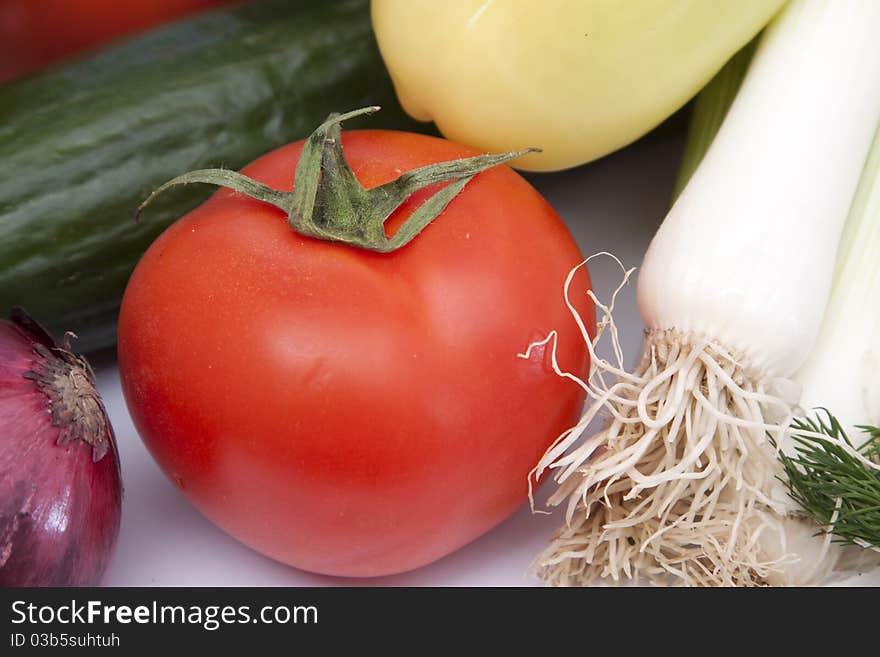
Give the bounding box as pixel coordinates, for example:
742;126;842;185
0;0;426;352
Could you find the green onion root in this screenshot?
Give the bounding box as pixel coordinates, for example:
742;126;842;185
529;291;805;585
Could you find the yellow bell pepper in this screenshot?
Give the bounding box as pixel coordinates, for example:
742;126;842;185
371;0;786;171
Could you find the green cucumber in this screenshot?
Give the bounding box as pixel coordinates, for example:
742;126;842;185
0;0;425;352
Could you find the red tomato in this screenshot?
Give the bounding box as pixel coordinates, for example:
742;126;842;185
0;0;231;82
118;130;594;577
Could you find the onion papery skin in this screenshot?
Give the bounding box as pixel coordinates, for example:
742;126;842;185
0;312;121;587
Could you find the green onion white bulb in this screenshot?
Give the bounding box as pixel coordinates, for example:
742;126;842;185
535;0;880;586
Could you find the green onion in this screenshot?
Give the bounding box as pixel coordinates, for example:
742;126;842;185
534;0;880;587
779;121;880;556
672;39;757;199
795;124;880;434
671;10;880;572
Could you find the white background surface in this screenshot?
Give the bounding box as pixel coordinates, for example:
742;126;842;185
91;117;880;587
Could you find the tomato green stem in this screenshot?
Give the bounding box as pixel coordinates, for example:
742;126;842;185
137;107;537;253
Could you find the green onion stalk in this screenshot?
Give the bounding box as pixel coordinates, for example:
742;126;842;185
781;124;880;559
534;1;880;588
677;43;880;577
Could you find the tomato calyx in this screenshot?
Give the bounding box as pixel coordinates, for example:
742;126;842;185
136;107;538;253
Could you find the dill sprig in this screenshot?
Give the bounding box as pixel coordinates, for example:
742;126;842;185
778;410;880;549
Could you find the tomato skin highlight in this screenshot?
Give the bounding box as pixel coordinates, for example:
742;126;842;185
118;129;593;577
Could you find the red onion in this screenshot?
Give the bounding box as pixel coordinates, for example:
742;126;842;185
0;308;121;586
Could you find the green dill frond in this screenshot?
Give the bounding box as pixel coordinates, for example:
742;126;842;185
778;410;880;550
